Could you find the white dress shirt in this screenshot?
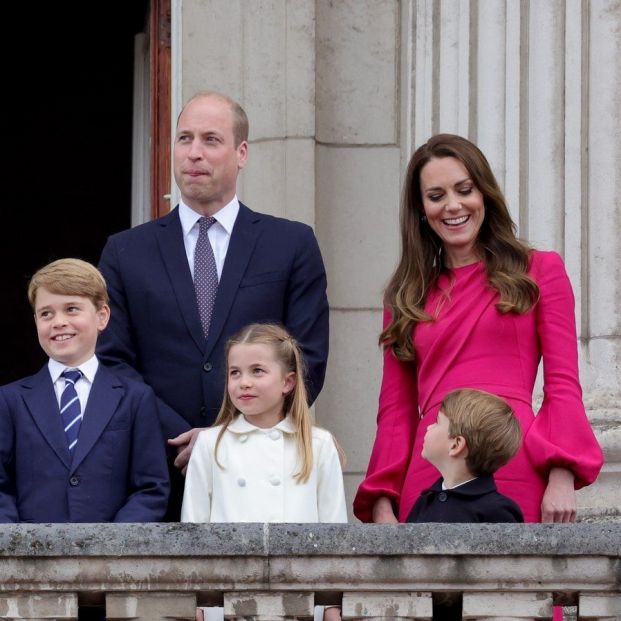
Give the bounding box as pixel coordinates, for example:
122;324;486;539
178;197;240;280
48;354;99;414
181;415;348;523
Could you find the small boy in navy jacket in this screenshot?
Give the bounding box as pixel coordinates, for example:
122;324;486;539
407;388;523;523
0;258;169;523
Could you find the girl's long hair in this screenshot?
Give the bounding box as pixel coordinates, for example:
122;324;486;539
381;134;539;361
214;323;315;482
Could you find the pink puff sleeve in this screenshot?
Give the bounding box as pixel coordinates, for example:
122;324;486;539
524;251;604;488
353;308;419;522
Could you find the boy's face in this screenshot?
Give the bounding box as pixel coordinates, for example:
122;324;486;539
421;410;453;467
34;287;110;368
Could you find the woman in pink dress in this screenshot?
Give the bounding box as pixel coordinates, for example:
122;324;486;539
354;134;603;526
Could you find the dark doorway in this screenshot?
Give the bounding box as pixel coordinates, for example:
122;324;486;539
1;1;150;384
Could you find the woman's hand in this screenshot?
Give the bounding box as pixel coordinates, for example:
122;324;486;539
541;467;576;523
372;496;399;523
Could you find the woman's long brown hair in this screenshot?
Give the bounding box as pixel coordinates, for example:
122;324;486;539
381;134;539;361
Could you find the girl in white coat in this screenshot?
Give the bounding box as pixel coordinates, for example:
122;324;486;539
181;322;347;523
182;323;347;621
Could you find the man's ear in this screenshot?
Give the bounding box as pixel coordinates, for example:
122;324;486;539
448;435;468;458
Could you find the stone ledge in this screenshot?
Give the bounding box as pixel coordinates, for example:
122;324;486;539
0;523;619;557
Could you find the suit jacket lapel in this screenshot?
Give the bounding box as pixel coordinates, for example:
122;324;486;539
70;366;123;472
22;367;72;469
154;207;206;353
205;204;261;359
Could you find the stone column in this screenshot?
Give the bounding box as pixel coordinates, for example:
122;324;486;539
462;592;553;620
579;592;621;621
224;592;314;621
106;593;196;621
0;593;77;620
341;591;432;620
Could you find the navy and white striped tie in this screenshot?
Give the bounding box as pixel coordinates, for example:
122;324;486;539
60;369;83;455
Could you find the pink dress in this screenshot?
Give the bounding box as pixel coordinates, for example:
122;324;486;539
354;251;603;523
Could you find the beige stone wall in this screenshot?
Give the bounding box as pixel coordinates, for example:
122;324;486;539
174;0;621;522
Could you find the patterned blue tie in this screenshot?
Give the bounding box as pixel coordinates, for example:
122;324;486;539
60;369;83;455
194;216;219;338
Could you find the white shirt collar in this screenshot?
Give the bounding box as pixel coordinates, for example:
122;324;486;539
227;414;297;435
178;196;240;237
441;476;477;490
48;354;99;384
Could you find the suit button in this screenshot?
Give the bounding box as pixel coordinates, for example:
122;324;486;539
269;476;281;486
199;406;207;417
237;478;246;487
203;362;213;372
438;492;448;502
69;476;80;487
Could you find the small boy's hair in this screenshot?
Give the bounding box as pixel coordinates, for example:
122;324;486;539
441;388;521;477
28;258;109;310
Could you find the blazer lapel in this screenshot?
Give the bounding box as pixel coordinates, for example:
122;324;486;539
204;204;261;359
154;207;206;353
22;367;71;469
70;366;123;472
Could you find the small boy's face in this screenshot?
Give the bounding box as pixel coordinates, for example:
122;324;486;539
34;287;110;368
421;410;452;466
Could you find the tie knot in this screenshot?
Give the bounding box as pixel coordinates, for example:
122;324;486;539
199;216;217;232
62;369;82;384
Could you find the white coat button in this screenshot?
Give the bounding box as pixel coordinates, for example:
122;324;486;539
269;429;281;440
237;478;246;487
269;476;281;486
239;434;248;443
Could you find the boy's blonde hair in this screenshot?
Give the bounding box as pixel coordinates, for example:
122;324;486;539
441;388;521;477
28;258;109;310
214;323;319;483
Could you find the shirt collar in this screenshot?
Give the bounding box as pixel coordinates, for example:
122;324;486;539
426;475;497;497
48;354;99;384
227;414;297;435
178;196;240;237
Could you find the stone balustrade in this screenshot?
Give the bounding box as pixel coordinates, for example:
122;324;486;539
0;523;619;620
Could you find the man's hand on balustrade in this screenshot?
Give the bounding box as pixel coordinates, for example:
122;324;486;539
541;467;576;523
372;496;399;523
168;428;206;474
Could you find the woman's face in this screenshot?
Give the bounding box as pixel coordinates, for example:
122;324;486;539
419;156;485;267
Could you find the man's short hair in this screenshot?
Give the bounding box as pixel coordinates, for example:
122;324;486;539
441;388;522;477
180;90;249;147
28;258;109;311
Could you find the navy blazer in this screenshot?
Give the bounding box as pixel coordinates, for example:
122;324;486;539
0;364;169;523
406;475;524;523
97;204;329;437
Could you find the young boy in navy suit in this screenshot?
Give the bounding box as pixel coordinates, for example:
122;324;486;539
0;258;169;523
407;388;524;523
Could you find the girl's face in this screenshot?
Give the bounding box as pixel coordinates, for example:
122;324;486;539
419;156;485;267
227;343;296;428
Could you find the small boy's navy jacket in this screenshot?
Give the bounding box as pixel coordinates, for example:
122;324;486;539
0;363;169;523
406;475;524;523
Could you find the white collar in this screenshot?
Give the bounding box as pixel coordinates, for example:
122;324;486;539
227;414;297;435
48;354;99;384
178;196;240;237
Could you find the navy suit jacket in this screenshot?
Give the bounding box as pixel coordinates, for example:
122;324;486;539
406;476;524;523
0;364;169;523
97;204;329;438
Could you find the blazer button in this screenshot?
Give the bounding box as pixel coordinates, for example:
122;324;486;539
69;476;80;487
199;406;207;417
438;492;448;502
269;476;281;486
237;478;246;487
203;362;213;372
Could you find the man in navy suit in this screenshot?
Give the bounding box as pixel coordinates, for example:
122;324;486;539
0;259;169;523
97;91;329;517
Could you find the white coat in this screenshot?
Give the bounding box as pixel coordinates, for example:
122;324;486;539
181;415;347;523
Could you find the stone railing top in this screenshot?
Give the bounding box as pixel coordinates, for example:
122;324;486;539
0;523;619;558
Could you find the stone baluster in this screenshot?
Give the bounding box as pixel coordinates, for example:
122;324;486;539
223;592;314;621
106;592;197;621
341;591;432;621
578;592;621;621
0;593;78;620
462;591;553;620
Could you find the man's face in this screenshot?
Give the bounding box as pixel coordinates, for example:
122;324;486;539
173;96;248;215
